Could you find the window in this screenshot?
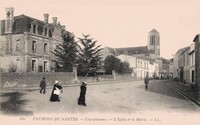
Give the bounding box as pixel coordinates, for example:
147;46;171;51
44;61;48;72
16;39;20;51
33;25;36;33
44;43;48;53
32;41;36;52
32;60;36;71
44;28;47;36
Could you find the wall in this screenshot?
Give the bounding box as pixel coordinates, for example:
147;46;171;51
1;72;134;88
1;72;75;88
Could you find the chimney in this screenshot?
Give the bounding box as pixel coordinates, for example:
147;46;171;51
5;7;14;18
5;7;14;33
52;17;57;24
43;13;49;23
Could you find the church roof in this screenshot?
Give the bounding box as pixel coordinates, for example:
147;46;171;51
115;46;148;55
149;28;159;33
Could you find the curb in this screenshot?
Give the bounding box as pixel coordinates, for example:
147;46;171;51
167;83;200;107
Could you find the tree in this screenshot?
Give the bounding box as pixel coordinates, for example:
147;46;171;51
77;34;102;76
104;55;121;74
104;55;132;74
52;31;78;72
118;61;132;74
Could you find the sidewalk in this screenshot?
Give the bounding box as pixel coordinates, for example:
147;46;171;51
167;80;200;106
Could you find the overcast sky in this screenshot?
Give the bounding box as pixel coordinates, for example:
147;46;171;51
0;0;200;59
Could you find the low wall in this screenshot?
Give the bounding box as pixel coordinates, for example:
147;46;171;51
0;72;75;88
0;72;134;88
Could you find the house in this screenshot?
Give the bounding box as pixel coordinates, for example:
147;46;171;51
0;7;72;72
173;43;196;85
193;34;200;87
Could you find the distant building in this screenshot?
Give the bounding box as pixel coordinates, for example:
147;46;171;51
173;44;196;85
0;7;71;72
117;54;159;79
102;29;172;78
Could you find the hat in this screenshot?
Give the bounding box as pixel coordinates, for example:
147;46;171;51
82;82;87;85
55;80;59;84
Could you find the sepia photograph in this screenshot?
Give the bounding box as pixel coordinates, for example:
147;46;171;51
0;0;200;124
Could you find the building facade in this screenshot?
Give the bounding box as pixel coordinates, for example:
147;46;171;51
0;7;71;72
173;43;196;85
117;54;159;79
193;34;200;87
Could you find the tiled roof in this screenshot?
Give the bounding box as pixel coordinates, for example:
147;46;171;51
1;14;55;35
12;14;53;35
115;46;148;55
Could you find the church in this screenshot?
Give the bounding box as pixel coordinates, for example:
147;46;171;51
102;29;172;78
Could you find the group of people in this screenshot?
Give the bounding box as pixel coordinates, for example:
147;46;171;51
39;77;87;106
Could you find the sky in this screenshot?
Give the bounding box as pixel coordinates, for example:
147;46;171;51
0;0;200;59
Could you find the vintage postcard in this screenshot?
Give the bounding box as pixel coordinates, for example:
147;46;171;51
0;0;200;125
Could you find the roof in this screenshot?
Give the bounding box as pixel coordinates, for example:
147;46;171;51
115;46;148;55
104;47;117;55
149;28;159;34
175;46;190;55
1;14;56;35
13;14;53;34
193;34;200;42
161;57;170;64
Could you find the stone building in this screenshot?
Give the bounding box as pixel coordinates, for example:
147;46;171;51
0;7;71;72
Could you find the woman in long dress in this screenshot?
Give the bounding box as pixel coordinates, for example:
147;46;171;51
78;82;87;106
50;80;63;102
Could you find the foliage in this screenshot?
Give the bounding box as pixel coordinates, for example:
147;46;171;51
104;55;121;74
77;34;102;76
104;55;132;74
52;31;78;72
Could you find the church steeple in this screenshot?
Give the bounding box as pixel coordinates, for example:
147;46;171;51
147;28;160;58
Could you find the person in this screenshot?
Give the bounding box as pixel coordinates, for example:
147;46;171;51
39;77;46;94
50;80;63;102
78;82;87;106
144;75;149;90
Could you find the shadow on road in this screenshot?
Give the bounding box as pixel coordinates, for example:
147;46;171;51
137;80;187;100
0;92;33;116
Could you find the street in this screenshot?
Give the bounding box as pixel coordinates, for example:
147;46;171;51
0;80;199;116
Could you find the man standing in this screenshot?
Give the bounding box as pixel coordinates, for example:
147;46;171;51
40;77;46;94
144;75;149;90
78;82;87;106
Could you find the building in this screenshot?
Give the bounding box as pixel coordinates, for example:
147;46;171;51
101;29;172;78
188;43;195;84
117;54;159;79
193;34;200;87
173;43;196;85
0;7;71;72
